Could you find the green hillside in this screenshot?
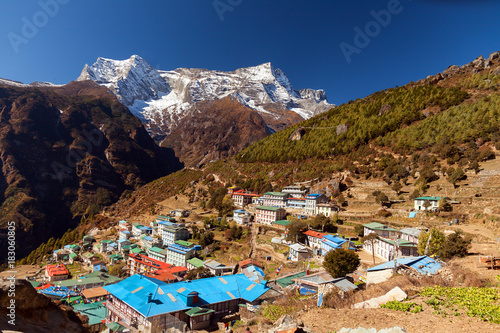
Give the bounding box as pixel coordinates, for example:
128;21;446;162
236;85;471;163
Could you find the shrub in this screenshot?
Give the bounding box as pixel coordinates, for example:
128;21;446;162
323;248;360;278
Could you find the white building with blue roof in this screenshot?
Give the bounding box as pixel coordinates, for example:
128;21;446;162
103;274;274;332
305;193;328;216
321;235;356;256
166;244;196;267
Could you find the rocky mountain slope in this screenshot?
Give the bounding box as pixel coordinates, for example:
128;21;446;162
77;56;334;166
0;279;89;332
0;81;181;260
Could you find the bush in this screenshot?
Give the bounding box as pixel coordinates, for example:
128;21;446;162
323;248;360;278
440;231;472;259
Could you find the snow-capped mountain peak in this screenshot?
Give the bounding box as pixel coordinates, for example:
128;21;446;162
77;55;334;135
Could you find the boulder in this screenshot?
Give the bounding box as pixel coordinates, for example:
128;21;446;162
337;123;350;135
269;315;313;333
378;104;392;116
289;127;306;141
488;51;500;61
442;65;460;77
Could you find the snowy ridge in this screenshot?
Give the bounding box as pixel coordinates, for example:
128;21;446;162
77;55;334;134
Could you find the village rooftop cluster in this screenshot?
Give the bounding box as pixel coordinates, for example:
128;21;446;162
23;185;450;333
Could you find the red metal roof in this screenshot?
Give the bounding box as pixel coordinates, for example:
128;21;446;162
45;264;69;276
239;258;264;268
303;230;327;239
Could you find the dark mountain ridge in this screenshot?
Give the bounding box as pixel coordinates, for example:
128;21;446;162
0;81;181;260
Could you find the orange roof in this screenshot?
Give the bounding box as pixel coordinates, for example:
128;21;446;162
232;191;259;197
303;230;327;239
145;270;178;282
239;258;264;268
45;264;69;276
81;287;110;299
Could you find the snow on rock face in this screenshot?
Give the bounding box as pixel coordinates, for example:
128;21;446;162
77;55;334;135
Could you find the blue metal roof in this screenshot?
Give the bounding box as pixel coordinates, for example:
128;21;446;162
104;274;269;318
158;221;175;226
306;194;322;199
366;256;442;275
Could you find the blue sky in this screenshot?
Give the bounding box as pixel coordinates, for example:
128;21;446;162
1;0;500;104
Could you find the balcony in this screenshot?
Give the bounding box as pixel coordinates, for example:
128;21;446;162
106;301;138;328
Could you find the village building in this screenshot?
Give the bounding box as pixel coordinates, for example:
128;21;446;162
414;196;443;211
100;239;114;253
132;223;152;237
255;206;287;225
141;235;162;250
304;194;328;216
103;274;273;332
261;192;290;208
315;203;339;217
74;302;107;333
109;253;123;264
232;191;259;207
186;258;204;270
82;252;99;266
203;259;233;276
233;209;252;224
294;271;357;294
81;286;110;302
53;271;122;290
281;185;309;198
147;246;169;263
321;235;356;256
53;249;70;262
227;186;242;195
286;197;307;209
271;219;291;230
363;237;418;261
239;258;264;270
166;243;196;267
68;252;79;264
400;228;423;244
289;243;311;261
363;222;400;239
117;239;131;252
92;260;107;272
162;225;189;246
45;264;70;282
64;244;80;253
118;229;130;240
365;255;442;284
303;230;327;250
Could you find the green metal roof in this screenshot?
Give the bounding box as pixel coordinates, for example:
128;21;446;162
175;240;193;247
380;238;417;247
69;253;78;259
264;192;288;197
106;322;126;332
273;220;291;226
187;258;204;268
72;301;107;326
101;239;113;244
363;222;399;232
109;254;123;260
256;206;284;211
148;246;166;253
415;196;442;201
131;248;145;254
276;271;307;288
53;271;122;288
69;244;79;249
185;307;215;317
30;280;42;288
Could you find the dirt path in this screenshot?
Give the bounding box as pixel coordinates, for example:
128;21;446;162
299;307;500;333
